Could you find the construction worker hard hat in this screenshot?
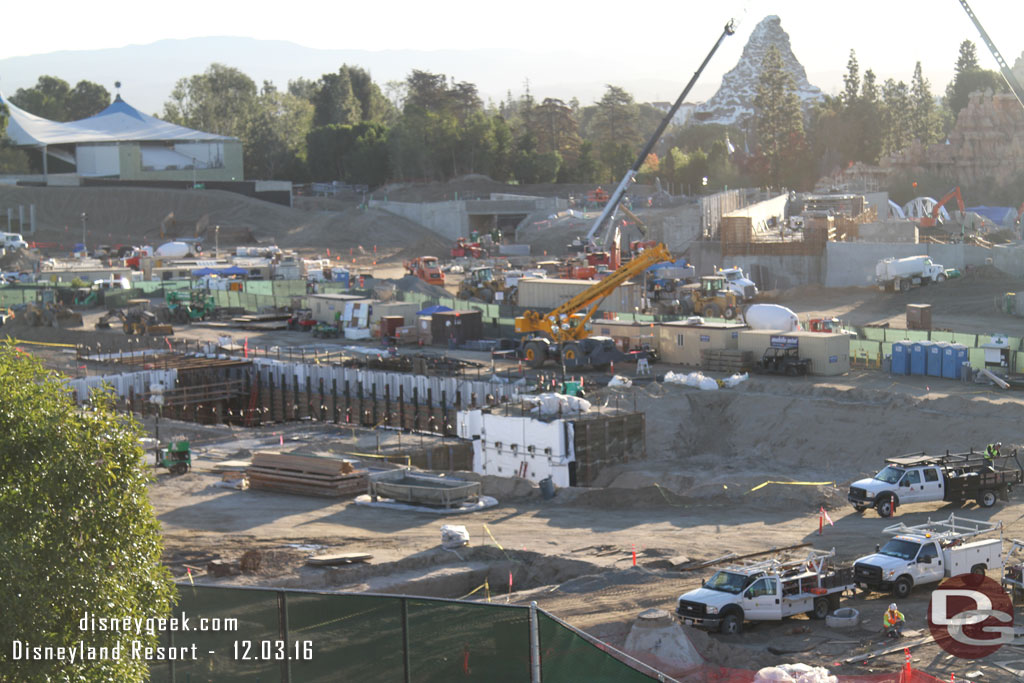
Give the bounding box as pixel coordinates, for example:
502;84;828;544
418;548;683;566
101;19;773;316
996;442;1002;448
888;603;897;611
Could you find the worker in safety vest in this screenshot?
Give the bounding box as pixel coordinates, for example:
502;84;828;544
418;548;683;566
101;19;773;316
883;603;905;638
985;442;1002;471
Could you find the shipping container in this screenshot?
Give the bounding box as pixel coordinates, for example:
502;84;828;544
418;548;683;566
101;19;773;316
432;309;484;346
657;321;745;366
517;278;642;314
737;329;850;376
368;301;420;326
891;341;910;375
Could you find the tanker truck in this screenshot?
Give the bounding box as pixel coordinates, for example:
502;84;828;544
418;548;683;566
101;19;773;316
742;304;799;332
875;255;947;293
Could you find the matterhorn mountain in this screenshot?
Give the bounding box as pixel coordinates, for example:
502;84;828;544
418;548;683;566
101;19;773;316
695;15;823;125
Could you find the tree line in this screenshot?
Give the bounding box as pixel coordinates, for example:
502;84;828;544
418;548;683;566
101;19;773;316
0;40;1015;200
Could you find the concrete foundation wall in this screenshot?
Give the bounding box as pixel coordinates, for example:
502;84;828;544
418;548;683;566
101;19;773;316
371;200;468;240
857;221;918;243
823;242;994;287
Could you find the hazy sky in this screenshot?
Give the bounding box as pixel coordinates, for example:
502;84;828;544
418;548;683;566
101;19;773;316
3;0;1022;98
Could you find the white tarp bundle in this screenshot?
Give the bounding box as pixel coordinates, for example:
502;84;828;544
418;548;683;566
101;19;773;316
754;664;836;683
663;371;719;390
608;375;633;388
523;392;591;415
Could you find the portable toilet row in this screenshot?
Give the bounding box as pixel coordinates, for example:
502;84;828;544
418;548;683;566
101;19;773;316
891;341;968;379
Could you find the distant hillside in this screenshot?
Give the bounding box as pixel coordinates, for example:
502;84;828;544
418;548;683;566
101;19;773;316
0;37;722;116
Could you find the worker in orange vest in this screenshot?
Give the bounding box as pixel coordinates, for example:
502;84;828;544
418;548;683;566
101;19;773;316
883;603;905;639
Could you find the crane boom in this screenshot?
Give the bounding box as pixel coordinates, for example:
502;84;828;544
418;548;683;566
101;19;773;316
515;243;672;343
583;19;735;245
957;0;1024;110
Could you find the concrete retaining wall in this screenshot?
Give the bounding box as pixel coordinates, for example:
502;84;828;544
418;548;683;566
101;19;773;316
823;243;993;287
370;200;468;240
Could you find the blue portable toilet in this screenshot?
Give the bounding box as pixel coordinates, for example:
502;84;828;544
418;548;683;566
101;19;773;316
909;342;927;375
891;341;910;375
927;342;945;377
943;343;968;379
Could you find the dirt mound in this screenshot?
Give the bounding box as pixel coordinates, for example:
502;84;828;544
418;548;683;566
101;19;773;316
0;185;449;260
584;377;1024;495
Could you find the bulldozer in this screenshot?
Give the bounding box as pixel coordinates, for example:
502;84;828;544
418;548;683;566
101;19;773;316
96;306;163;335
456;266;515;304
678;276;741;320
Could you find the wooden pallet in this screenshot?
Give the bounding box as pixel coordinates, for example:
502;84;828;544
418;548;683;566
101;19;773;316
701;349;753;372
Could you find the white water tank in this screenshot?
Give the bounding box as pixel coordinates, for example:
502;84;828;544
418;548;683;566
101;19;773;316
744;304;799;332
155;241;191;259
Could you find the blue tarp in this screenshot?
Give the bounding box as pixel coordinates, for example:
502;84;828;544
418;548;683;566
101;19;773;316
418;305;454;316
647;258;692;272
966;206;1017;226
191;266;248;277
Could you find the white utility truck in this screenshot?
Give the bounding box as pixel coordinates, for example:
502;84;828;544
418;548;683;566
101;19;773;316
716;266;758;300
875;255;947;293
676;548;854;635
853;514;1002;599
848;450;1023;517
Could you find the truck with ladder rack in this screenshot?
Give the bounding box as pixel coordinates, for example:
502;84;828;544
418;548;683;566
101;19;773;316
853;514;1002;599
675;548;854;635
848;449;1022;517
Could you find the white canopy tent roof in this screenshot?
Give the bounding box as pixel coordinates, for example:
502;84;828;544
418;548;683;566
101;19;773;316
0;93;235;146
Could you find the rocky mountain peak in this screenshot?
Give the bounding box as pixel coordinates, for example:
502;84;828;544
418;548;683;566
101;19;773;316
695;15;823;126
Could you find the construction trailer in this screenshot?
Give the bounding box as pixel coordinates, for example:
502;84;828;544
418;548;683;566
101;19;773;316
737;329;850;376
591;318;658;352
516;278;643;314
655;321;746;367
308;293;370;324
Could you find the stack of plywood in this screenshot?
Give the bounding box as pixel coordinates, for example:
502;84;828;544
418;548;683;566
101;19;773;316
701;349;753;373
247;452;368;498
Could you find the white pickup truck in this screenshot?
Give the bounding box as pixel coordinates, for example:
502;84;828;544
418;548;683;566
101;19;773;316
676;548;854;635
848;451;1023;517
853;514;1003;599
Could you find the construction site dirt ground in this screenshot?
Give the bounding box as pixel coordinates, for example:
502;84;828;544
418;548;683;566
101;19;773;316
131;364;1024;678
10;183;1024;676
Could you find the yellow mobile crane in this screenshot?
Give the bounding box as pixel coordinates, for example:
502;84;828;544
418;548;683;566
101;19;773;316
516;242;672;368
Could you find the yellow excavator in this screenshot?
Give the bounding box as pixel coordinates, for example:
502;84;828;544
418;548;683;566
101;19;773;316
515;243;671;368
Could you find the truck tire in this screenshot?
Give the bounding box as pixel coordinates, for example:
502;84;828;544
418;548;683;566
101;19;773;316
719;610;743;635
893;576;913;599
561;342;584;369
935;273;946;282
899;279;910;293
809;597;830;620
524;341;547;369
971;564;987;576
704;303;721;318
723;306;737;320
875;496;896;518
978;489;997;508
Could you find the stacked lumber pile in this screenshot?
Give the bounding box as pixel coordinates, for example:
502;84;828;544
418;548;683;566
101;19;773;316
701;349;753;373
247;452;367;497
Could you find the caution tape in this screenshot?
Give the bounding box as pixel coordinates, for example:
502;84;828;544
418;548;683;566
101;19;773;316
7;338;78;348
482;524;504;551
458;579;491;601
748;480;835;493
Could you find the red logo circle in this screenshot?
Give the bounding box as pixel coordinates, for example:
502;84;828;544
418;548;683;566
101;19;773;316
927;573;1014;659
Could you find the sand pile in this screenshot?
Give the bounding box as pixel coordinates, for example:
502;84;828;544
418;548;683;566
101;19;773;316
584;378;1024;505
